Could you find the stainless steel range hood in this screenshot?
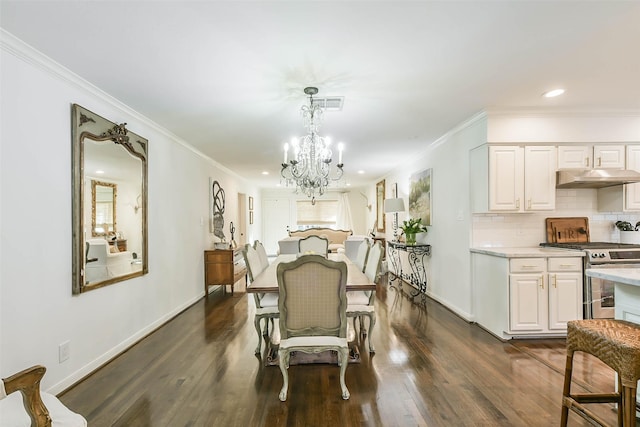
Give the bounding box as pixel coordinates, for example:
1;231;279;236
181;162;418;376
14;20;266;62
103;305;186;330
556;169;640;189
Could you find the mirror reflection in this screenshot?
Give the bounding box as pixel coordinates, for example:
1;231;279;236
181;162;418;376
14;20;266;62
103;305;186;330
72;104;148;294
91;180;116;236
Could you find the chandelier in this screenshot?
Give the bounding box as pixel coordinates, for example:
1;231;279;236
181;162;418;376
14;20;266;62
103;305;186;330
281;87;344;204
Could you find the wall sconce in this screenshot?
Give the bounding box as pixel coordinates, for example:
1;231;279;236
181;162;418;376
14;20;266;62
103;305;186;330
133;194;141;214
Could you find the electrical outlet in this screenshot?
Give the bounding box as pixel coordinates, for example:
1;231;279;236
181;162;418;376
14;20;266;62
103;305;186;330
59;341;70;363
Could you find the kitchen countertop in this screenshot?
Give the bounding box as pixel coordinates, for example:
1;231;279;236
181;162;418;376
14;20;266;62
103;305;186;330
470;247;586;258
585;268;640;287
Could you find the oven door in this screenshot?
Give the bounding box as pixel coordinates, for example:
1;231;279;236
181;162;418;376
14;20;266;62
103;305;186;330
586;263;640;319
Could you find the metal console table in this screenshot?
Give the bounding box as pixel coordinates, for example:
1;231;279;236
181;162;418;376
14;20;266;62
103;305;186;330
387;241;431;300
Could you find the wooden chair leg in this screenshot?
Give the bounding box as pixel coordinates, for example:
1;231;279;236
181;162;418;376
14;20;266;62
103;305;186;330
254;316;263;354
338;347;350;400
367;313;376;353
278;349;290;402
622;386;637;427
560;351;574;427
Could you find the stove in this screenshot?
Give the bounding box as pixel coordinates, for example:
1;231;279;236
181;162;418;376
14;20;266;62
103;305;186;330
540;241;640;318
540;242;640;250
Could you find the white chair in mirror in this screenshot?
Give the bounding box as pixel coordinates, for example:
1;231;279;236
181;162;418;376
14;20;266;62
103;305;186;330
346;241;383;353
297;235;329;257
85;239;133;284
0;365;87;426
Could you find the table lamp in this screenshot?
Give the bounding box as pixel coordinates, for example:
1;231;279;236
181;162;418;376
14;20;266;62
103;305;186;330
384;198;405;241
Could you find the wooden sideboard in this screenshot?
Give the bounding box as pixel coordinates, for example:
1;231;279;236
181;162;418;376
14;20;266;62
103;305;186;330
204;249;247;295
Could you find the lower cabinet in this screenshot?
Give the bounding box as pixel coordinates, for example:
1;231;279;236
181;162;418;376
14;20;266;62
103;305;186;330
204;249;247;295
509;257;583;333
472;252;583;339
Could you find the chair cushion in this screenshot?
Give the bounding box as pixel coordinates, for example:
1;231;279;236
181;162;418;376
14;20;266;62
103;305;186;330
280;336;348;349
346;291;370;306
0;390;87;427
259;293;279;308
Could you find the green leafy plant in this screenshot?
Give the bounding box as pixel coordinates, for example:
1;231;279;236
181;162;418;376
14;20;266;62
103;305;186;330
400;218;428;235
615;221;640;231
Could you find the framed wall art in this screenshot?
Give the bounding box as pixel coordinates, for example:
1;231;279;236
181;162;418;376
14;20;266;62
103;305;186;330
249;196;254;211
376;179;385;232
409;168;432;226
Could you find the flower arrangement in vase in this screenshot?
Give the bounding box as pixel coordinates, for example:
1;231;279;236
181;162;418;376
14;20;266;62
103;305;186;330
400;218;428;245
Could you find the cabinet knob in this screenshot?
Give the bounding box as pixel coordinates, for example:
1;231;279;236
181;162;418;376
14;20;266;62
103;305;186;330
516;198;520;209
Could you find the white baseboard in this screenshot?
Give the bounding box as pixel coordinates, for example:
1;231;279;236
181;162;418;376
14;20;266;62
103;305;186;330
48;294;203;394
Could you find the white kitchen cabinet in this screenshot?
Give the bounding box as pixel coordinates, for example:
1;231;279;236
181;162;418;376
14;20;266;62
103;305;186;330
625;145;640;210
472;250;583;339
471;144;556;213
546;257;583;330
557;145;625;169
596;144;640;212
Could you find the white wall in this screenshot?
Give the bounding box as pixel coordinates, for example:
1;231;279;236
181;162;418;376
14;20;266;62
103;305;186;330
260;187;370;254
0;31;260;392
380;114;489;320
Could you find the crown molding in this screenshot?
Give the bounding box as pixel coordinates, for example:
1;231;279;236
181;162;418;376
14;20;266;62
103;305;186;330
0;29;245;182
484;107;640;118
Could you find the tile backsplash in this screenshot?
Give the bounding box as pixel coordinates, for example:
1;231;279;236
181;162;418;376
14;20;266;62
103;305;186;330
472;189;640;247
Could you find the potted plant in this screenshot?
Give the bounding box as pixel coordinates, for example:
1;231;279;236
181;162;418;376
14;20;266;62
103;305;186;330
400;218;428;245
615;221;640;244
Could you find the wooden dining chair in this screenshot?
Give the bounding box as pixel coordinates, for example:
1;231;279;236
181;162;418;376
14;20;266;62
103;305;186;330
346;241;383;352
242;244;278;354
253;240;269;271
0;365;87;426
297;235;329;256
354;239;371;272
276;255;350;401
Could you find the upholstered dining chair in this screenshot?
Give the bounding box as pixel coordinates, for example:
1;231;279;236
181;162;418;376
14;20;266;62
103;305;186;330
297;235;329;256
276;255;350;401
354;239;371;272
346;241;383;353
253;240;269;271
0;365;87;426
242;244;278;354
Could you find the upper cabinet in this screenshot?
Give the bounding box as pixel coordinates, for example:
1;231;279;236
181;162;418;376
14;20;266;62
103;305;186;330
557;145;625;169
625;145;640;209
470;145;556;213
598;144;640;212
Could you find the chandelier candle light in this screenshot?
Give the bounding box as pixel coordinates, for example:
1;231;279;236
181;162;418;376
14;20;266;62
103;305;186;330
281;87;345;204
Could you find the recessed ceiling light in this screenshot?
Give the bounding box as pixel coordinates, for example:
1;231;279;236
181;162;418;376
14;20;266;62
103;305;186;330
542;89;565;98
261;171;269;175
346;183;351;186
96;170;104;174
358;170;365;174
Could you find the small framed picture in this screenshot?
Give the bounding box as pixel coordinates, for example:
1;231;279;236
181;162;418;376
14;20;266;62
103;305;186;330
249;196;254;211
249;210;254;225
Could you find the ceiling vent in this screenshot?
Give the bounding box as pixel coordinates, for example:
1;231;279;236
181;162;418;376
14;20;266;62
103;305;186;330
311;96;344;111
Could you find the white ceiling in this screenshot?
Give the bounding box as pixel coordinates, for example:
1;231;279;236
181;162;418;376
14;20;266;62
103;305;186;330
2;1;639;189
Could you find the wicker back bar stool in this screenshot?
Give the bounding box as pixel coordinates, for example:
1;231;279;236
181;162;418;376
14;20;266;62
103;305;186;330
560;319;640;427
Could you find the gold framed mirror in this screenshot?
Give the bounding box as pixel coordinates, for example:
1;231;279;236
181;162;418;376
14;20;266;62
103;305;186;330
72;104;148;294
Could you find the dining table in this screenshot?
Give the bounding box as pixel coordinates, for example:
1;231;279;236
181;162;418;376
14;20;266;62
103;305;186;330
246;253;376;294
246;253;376;365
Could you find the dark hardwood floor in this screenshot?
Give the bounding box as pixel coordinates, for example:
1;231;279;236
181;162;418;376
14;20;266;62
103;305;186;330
60;276;626;426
